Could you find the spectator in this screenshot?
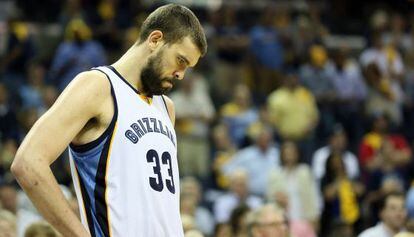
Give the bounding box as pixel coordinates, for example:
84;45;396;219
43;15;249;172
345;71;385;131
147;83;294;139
180;177;214;236
213;169;262;223
1;17;36;93
299;44;336;141
170;71;215;179
222;124;279;196
312;125;360;184
364;137;410;226
359;192;407;237
320;154;364;237
246;203;289;237
220;84;259;147
267;141;319;237
359;113;411;171
49;17;107;91
267;73;318;162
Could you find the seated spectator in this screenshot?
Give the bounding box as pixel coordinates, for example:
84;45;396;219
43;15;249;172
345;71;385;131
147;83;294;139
222;124;279;196
246;203;289;237
180;177;214;236
359;113;411;171
213;170;262;223
267;141;318;237
320;154;364;237
267;73;318;162
170;71;215;179
359;192;407;237
312;125;360;184
24;221;59;237
220;84;259;148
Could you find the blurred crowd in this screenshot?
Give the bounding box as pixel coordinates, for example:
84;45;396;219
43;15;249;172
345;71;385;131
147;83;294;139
1;0;414;236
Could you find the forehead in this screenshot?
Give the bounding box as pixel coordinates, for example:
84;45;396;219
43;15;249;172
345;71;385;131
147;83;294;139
167;36;201;67
386;196;405;208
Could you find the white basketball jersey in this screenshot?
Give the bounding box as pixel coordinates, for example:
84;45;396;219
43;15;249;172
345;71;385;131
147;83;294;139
69;66;183;237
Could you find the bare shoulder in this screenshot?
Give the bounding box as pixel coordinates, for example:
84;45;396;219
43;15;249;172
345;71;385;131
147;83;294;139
161;95;175;126
68;70;111;100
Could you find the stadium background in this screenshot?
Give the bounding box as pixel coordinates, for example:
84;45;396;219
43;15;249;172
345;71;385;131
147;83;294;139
1;0;414;236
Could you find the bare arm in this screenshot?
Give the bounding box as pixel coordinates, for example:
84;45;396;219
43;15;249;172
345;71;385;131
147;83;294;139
11;71;111;237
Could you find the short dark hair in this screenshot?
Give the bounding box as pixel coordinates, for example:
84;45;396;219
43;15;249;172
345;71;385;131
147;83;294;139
138;4;207;56
379;192;405;212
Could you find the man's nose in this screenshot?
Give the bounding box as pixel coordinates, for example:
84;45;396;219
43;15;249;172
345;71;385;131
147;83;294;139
173;70;185;80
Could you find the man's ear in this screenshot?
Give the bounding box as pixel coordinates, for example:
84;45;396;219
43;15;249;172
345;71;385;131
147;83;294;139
147;30;164;51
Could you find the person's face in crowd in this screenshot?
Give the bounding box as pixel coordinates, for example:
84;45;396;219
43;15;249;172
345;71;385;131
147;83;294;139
141;36;200;96
330;131;347;153
233;85;251;108
281;142;299;167
256;130;272;152
284;74;299;89
0;186;17;214
381;196;407;231
253;210;288;237
180;194;197;215
373;115;389;134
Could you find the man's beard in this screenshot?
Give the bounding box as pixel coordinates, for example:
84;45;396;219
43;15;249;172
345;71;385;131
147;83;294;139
140;50;174;97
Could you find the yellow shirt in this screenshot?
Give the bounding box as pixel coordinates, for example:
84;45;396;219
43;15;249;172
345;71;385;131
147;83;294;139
267;86;319;140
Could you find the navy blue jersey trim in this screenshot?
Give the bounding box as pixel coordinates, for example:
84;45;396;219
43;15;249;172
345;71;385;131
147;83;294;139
69;69;118;153
94;119;116;237
107;65;141;95
76;165;97;237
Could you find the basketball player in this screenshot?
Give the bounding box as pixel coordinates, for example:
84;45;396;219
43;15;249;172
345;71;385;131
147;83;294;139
11;4;207;237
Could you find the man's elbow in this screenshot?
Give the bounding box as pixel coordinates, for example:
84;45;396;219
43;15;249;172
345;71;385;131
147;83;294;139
11;154;28;179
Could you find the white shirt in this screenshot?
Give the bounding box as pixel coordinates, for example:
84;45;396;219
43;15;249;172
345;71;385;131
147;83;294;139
312;146;360;181
223;145;280;196
213;192;263;223
358;223;400;237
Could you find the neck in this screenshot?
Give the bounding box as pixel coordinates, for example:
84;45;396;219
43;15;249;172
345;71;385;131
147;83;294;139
111;44;150;95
